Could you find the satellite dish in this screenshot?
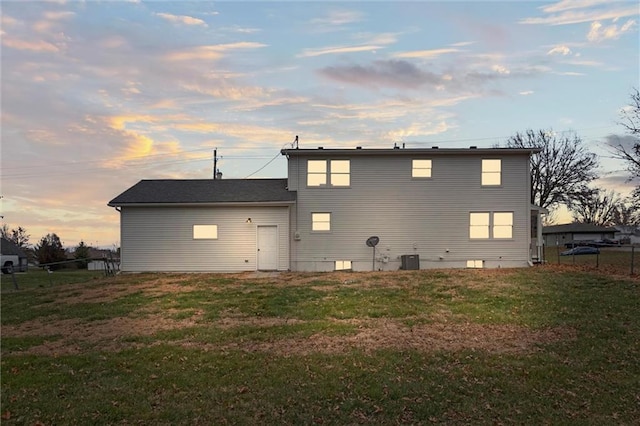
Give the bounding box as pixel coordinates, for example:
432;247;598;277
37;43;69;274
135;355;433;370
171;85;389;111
366;236;380;271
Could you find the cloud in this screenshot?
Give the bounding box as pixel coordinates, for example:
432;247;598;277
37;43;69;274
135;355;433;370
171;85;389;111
541;0;613;13
394;48;460;59
156;12;207;27
319;60;443;90
587;19;637;42
2;37;60;52
310;10;363;27
520;3;639;25
318;58;541;93
164;42;267;61
547;44;573;55
386;121;451;141
519;90;534;95
298;44;385;58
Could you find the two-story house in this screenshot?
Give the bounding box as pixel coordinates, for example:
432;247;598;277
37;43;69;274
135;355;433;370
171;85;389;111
108;146;543;272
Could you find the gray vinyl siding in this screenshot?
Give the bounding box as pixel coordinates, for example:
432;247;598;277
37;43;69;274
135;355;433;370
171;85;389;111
287;153;532;271
120;206;290;272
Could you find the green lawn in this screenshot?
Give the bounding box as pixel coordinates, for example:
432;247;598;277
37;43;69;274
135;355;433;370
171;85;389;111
1;267;638;424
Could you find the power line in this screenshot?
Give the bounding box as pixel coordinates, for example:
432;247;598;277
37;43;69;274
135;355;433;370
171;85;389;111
243;137;297;179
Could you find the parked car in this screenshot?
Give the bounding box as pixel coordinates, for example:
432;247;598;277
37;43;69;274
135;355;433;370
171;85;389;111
592;239;620;247
560;246;600;256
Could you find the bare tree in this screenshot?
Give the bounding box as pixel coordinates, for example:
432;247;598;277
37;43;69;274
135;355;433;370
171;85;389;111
505;129;599;210
0;224;31;248
611;88;640;181
613;198;640;225
570;188;621;226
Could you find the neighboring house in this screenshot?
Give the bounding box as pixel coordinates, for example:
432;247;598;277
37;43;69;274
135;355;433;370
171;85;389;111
542;223;617;247
109;147;542;272
614;225;640;245
0;237;29;273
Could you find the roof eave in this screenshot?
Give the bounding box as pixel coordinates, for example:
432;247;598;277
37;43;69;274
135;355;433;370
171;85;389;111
108;200;296;208
281;148;541;156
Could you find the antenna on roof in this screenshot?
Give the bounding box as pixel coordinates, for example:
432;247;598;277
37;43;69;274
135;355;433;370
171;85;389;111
213;148;222;180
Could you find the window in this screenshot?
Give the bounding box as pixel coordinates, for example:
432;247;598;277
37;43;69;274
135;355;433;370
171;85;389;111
331;160;350;186
307;160;327;186
311;213;331;231
469;212;514;239
307;160;350;187
193;225;218;239
482;159;501;186
335;260;352;270
469;212;490;239
412;159;432;178
466;260;484;268
493;212;513;239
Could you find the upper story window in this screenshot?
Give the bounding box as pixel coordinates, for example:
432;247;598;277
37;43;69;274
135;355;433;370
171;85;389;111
307;160;350;187
412;159;432;178
331;160;350;186
482;159;501;186
307;160;327;186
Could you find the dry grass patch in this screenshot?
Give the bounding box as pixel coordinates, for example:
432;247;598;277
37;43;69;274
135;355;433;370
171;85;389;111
209;319;575;356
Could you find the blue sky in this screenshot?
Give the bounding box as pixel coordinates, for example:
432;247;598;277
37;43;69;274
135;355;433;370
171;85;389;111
1;0;639;248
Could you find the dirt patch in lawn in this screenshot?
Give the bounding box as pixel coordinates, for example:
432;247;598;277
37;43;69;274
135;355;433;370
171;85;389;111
211;319;575;356
49;276;201;305
2;309;205;356
2;310;575;357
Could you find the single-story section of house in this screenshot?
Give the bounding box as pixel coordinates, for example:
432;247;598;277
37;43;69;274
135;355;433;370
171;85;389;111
542;223;617;247
108;178;296;272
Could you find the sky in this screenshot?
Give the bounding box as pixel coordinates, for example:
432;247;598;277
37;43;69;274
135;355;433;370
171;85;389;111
1;0;639;250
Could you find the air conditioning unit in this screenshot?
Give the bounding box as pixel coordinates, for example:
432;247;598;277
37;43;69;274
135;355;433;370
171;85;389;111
400;254;419;270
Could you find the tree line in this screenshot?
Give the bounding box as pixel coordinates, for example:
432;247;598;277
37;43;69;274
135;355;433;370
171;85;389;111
0;225;112;270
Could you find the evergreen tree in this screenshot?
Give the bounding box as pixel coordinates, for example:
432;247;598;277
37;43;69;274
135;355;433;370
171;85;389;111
36;233;66;270
74;241;90;269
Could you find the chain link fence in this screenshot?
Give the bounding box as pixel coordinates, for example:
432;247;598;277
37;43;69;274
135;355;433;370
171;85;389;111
544;245;638;276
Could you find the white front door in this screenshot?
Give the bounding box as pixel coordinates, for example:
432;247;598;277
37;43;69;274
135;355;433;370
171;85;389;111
257;226;278;270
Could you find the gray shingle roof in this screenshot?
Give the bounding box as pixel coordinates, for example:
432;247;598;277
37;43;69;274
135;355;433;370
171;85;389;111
108;178;296;206
1;238;28;258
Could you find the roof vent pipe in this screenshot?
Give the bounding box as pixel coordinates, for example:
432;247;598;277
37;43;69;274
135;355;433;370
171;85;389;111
470;146;477;149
